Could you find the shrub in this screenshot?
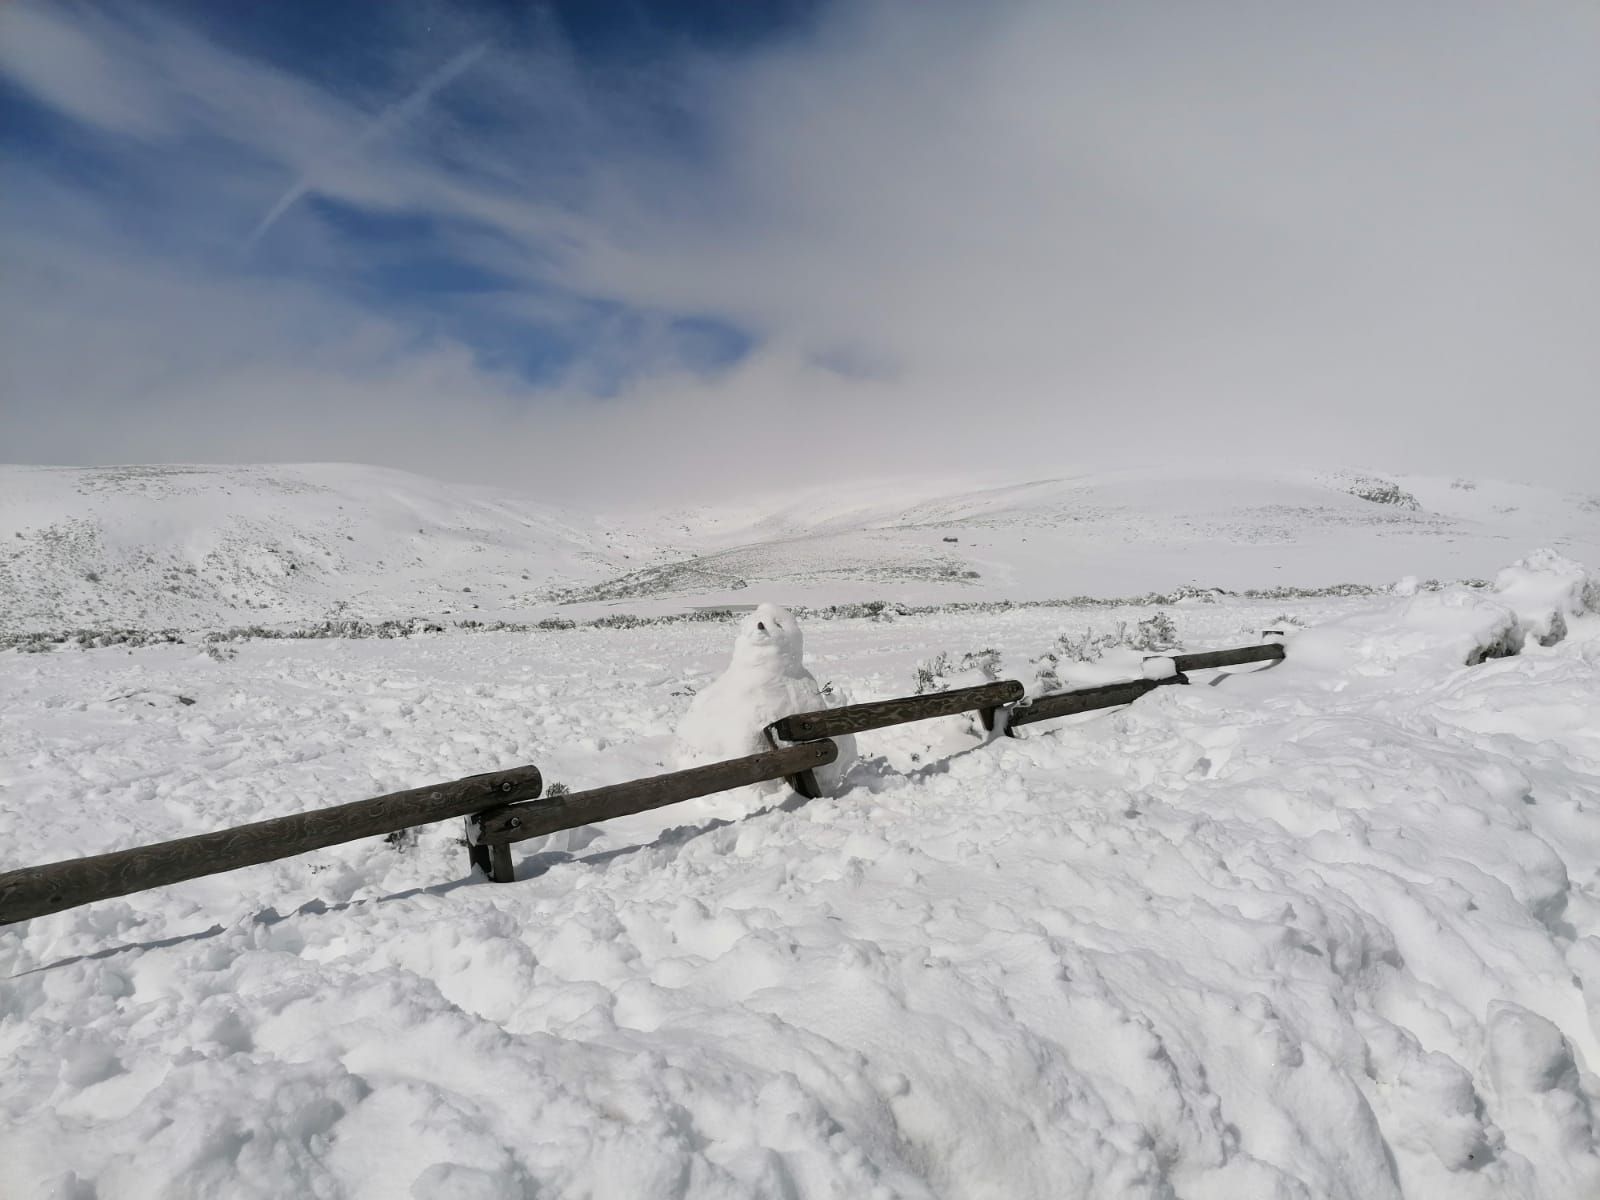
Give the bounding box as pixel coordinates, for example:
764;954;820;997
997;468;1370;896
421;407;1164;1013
1127;611;1178;652
1346;477;1421;510
913;648;1002;693
591;614;649;630
1029;612;1178;691
913;652;951;694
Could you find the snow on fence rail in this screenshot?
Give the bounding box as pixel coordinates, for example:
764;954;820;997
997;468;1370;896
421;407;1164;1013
0;641;1285;925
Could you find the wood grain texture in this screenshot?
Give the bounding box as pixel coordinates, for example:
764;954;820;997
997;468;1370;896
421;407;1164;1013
1168;643;1285;673
1007;679;1169;728
770;680;1026;742
473;741;838;846
486;842;516;884
997;643;1283;731
0;765;543;926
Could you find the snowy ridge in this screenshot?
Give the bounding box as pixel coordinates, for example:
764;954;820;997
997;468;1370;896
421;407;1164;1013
567;465;1600;612
6;462;1600;632
0;463;650;633
3;563;1600;1197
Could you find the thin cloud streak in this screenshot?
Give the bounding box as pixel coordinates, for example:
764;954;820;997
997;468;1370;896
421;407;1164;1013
245;40;492;248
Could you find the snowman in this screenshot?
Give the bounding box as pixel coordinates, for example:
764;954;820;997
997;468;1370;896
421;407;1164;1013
673;603;856;795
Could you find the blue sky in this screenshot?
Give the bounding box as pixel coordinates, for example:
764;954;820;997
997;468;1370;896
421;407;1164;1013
0;1;811;392
2;1;1597;496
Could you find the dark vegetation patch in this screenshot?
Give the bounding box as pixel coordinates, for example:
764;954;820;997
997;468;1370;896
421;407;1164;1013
5;581;1486;654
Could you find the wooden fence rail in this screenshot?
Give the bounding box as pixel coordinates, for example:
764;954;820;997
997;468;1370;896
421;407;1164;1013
0;766;542;927
468;741;839;881
1007;678;1174;729
1;641;1285;925
769;680;1025;742
1169;643;1285;673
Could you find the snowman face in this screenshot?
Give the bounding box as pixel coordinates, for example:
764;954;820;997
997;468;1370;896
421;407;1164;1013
731;603;804;671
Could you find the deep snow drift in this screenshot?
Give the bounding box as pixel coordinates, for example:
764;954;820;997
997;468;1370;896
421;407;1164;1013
3;560;1599;1199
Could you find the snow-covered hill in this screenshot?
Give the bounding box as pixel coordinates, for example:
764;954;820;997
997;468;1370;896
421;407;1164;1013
579;466;1600;611
5;462;1599;631
0;463;656;632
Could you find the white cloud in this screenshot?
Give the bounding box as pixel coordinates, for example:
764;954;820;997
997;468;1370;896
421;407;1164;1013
0;3;174;137
2;0;1598;498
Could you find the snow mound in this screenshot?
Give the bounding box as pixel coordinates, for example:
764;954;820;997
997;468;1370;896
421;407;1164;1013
1290;585;1524;674
1141;655;1179;681
1494;548;1600;646
1290;553;1600;675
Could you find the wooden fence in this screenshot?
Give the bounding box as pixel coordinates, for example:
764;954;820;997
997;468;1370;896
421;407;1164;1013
0;640;1284;924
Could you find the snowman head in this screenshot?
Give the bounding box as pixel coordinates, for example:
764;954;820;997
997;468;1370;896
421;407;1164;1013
730;603;804;674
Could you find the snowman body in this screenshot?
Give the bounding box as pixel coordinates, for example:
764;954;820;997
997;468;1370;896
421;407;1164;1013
672;604;855;795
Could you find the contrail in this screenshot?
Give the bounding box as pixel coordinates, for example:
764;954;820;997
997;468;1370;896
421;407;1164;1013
246;41;489;247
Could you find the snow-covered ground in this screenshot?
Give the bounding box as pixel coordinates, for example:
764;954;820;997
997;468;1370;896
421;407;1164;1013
4;572;1599;1198
7;462;1600;631
0;463;651;633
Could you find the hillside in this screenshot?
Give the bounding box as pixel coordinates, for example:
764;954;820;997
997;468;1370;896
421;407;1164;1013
0;463;656;632
576;467;1600;611
4;462;1599;631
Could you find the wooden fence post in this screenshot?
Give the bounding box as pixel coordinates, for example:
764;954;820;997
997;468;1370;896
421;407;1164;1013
0;765;542;926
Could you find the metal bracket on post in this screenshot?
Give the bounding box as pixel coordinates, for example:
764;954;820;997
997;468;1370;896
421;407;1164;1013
464;814;516;883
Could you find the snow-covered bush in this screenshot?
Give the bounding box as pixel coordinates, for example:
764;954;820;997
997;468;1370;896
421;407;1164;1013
913;652;952;694
590;614;649;630
803;599;902;621
1127;611;1178;652
914;648;1004;694
1346;476;1421;510
1493;549;1599;646
961;648;1003;680
1029;613;1179;692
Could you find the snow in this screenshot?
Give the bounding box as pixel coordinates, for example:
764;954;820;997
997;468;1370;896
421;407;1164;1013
4;574;1600;1198
1494;548;1600;647
0;463;645;633
1141;656;1179;681
1289;586;1525;675
8;463;1600;632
